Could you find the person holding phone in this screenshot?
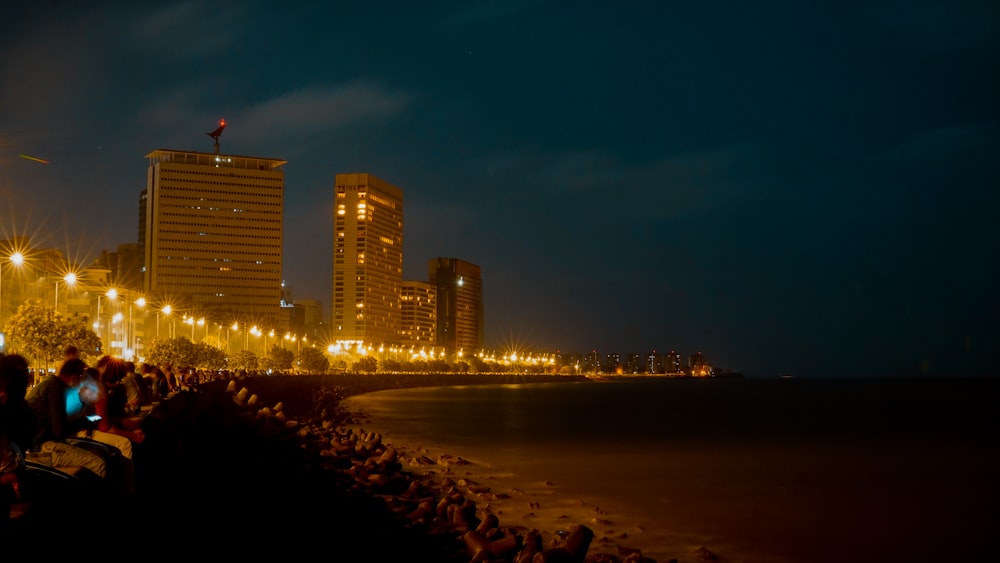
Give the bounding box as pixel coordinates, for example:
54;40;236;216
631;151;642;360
77;362;145;460
25;359;110;479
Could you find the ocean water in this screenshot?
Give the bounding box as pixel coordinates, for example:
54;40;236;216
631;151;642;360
345;377;999;563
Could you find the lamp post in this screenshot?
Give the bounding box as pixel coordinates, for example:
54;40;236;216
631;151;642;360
0;251;25;325
185;316;195;340
111;312;123;356
157;304;172;339
197;317;205;342
130;297;146;358
100;288;118;354
54;272;77;312
250;326;260;354
231;322;240;352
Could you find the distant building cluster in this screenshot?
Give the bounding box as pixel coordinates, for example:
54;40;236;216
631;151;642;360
553;350;720;377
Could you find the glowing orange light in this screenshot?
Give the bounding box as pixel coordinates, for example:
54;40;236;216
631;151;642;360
220;118;226;126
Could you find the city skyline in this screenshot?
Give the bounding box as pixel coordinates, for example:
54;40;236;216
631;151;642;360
1;2;997;377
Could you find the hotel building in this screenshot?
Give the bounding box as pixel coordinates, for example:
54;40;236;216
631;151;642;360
332;173;404;345
428;257;483;353
142;149;287;324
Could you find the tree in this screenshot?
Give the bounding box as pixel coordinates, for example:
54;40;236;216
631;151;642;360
351;356;377;374
62;313;102;362
380;359;402;373
145;337;197;368
2;299;101;367
428;359;449;373
468;356;487;373
263;344;294;373
230;350;258;372
296;347;329;374
193;343;227;370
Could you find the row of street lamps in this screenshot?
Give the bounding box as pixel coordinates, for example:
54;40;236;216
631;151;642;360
2;249;319;361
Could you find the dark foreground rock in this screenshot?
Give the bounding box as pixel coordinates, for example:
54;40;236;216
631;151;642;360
4;384;465;559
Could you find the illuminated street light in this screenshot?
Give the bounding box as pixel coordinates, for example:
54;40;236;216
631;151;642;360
98;288;119;353
54;272;77;311
231;322;249;351
0;251;26;325
129;297;146;358
112;312;123;355
157;304;173;339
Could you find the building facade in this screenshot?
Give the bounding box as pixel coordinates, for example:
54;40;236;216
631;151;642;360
428;257;483;353
142;149;287;324
400;280;436;347
332;173;404;345
290;298;324;340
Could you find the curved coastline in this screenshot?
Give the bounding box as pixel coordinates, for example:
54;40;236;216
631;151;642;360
230;372;714;562
343;386;703;563
290;375;1000;563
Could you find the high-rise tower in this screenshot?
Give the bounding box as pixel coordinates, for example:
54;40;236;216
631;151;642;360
332;173;403;345
429;257;483;353
143;148;287;323
400;280;436;347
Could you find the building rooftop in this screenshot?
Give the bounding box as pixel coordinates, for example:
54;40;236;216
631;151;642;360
145;149;287;171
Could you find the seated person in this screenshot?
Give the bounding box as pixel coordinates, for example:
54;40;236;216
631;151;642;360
127;361;153;411
1;354;33;510
26;358;111;479
78;360;145;460
0;354;33;457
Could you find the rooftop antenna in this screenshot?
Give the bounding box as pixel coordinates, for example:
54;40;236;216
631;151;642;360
206;118;226;155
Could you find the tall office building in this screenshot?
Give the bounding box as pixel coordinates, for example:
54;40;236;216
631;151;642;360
429;257;483;353
332;173;404;345
143;149;287;324
400;280;436;347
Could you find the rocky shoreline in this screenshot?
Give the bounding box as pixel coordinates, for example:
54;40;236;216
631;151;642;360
6;373;719;561
224;373;719;563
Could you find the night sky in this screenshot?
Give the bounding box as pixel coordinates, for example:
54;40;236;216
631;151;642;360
1;1;997;377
